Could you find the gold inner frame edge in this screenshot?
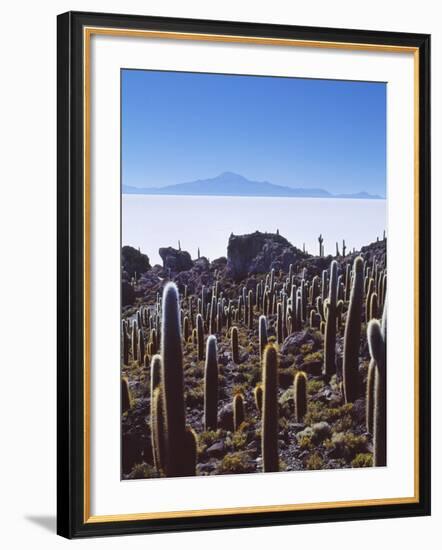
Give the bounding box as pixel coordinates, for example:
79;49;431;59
82;26;420;524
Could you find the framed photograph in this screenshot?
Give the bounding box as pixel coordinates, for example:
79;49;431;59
57;11;431;538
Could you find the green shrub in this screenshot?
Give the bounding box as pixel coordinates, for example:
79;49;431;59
351;453;373;468
306;453;324;470
219;452;254;474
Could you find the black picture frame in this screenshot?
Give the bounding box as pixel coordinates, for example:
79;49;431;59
57;10;431;539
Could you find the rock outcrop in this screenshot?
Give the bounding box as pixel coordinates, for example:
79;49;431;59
159;246;193;273
226;231;308;281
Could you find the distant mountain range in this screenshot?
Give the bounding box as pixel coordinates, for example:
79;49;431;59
123;172;384;200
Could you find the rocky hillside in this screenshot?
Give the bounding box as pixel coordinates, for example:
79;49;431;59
121;231;387;478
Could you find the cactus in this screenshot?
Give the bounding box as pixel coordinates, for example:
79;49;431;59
137;328;144;364
311;275;320;306
318;234;324;256
366;359;375;434
262;344;279;472
151;386;165;473
294;371;308;422
343;256;364;403
259;315;268;360
344;263;351;302
204;335;218;431
150;328;157;355
209;296;217;334
121;377;131;413
233;393;245;431
276;302;283;344
254;383;263;414
248;289;254;329
369;292;379;321
323;260;342;378
231;326;239;363
131;322;138;361
321;269;328;302
310;309;320;329
196;313;204;361
365;278;375;323
160;282;188;477
182;427;197;476
367;306;387;467
122;321;129;365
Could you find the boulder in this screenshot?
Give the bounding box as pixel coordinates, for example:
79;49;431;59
159;246;193;273
122;245;151;278
226;231;306;281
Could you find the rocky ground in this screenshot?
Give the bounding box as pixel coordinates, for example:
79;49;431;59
121;231;386;478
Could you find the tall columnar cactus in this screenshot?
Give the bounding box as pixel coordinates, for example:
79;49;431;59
150;328;157;355
204;335;218;431
201;285;205;316
365;359;375;434
160;282;188;477
365;278;375;323
323;260;342;378
311;275;320;306
296;293;302;331
259;315;268;359
151;386;165;473
369;292;379;321
137;328;145;364
344;263;351;302
150;354;163;471
217;300;223;333
301;279;307;321
196;313;204;361
254;383;263;414
122;321;129;365
231;326;239;363
343;256;364;403
131;322;138;361
181;427;197;476
233;393;245;431
183;315;190;343
248;289;254;329
367;305;387;467
121;377;132;413
276;302;283;344
209;296;217;334
321;269;328;302
294;371;308;422
262;344;279;472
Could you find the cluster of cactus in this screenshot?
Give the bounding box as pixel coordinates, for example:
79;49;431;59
121;235;388;478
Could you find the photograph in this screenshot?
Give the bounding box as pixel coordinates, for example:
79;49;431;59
120;68;387;479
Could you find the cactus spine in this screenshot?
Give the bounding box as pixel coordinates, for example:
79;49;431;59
262;344;279;472
204;335;218;431
343;256;364;403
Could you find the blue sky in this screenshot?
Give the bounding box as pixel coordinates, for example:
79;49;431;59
122;69;386;197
